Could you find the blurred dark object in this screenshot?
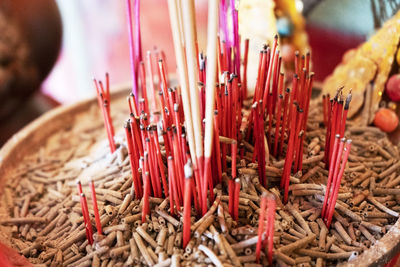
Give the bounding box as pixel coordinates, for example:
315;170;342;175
371;0;400;29
0;0;62;122
302;0;326;17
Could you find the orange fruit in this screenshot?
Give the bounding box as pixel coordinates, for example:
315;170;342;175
373;108;399;133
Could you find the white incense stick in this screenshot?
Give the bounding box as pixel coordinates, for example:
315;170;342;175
181;0;203;159
204;0;219;158
167;0;197;162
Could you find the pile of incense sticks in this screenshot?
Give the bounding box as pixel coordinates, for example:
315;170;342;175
322;89;352;169
2;105;400;266
3;0;400;266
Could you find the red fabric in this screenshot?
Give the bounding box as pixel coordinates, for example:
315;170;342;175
306;23;365;82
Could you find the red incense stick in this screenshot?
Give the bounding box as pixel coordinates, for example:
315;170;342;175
76;181;90;243
323;137;345;221
183;160;193;248
89;179;102;236
321;134;340;218
266;194;276;265
233;178;240;221
142;171;150;223
340;91;352;136
273;94;283;157
279;88;290;157
325;139;352;227
80;193;94;245
256;193;267;263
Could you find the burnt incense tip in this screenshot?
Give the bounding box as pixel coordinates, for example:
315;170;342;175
279;94;283;99
168;156;173;160
274;34;278;39
340;138;346;142
301;55;305;60
76;180;81;185
158;90;163;96
234;178;240;183
346;139;352;144
214;110;218;115
139;98;145;103
294;74;298;78
335;134;340;138
173;103;179;112
295;50;300;56
80;193;85;197
285;88;290;93
145;137;150;142
345;92;352;110
158;59;163;63
184;159;193;178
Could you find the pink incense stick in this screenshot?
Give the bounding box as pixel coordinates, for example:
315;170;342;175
256;193;267;263
125;0;138;97
89;179;102;236
242;39;249;99
183;160;193;248
326;139;352;227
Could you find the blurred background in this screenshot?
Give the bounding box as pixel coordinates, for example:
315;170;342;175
0;0;399;144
